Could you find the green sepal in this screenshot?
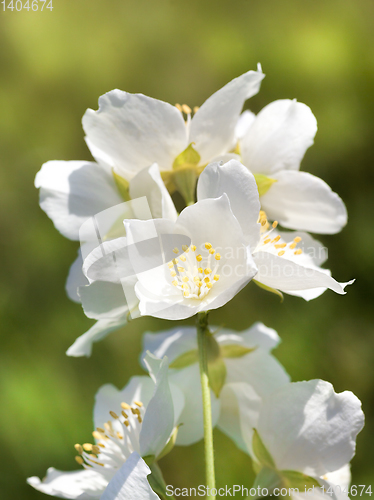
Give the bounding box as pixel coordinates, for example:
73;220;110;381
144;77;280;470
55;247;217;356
173;167;198;206
142;454;156;467
254;173;277;197
221;344;257;358
208;355;227;398
148;461;170;500
281;470;321;490
205;332;227;397
253;280;284;302
252;466;282;498
157;425;181;460
112;170;131;201
252;429;276;469
172;143;201;170
169;349;199;369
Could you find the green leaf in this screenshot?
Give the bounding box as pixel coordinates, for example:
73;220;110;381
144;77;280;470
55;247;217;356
252;466;282;498
252;429;276;469
253;280;284;302
172;143;201;169
281;470;321;490
157;425;181;460
221;344;257;358
254;173;277;197
169;349;199;369
112;170;131;201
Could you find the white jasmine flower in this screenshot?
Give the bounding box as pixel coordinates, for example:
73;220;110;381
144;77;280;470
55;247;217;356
231;380;364;497
140;322;289;447
82;67;264;185
28;354;183;499
80;160;352;334
198;160;353;299
239;99;347;234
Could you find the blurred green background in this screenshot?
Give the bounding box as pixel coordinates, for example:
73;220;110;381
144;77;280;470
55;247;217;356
1;0;374;497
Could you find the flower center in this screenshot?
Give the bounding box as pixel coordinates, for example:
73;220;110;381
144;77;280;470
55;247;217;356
168;242;221;300
257;211;303;257
74;400;145;482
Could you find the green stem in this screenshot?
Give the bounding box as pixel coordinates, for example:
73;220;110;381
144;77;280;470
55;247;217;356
196;312;216;500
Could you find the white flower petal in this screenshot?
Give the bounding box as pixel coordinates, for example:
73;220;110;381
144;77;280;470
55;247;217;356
169;364;221;446
241;100;317;175
82;90;187;178
261;171;347;234
66;250;89;303
197;160;261;249
225;350;290;397
235;110;256;142
141;327;197;367
101;452;160;500
257;380;365;476
139;357;175;458
189;69;264;164
78;281;129;320
218;382;261;456
94;377;155;430
35;160;122;240
66;316;127;358
27;467;106;499
215;322;281;352
129;164;178;221
253;251;354;296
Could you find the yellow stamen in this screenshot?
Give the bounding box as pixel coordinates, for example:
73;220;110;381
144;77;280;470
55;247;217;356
172;280;178;286
177;266;185;272
184;290;190;297
170;271;177;277
196;254;202;262
74;444;83;455
75;456;84;465
272;221;278;228
180;255;186;262
198;267;203;273
274;243;287;249
214;275;220;281
263;238;271;244
109;411;119;419
182;245;189;252
193;106;199;113
191;245;196;251
206;283;213;289
122;411;128;419
182;104;191;114
272;235;281;243
121;402;131;410
175;103;182;112
182;276;189;282
209;248;215;254
96;427;105;434
289;242;297;249
124;420;130;427
168;262;173;269
204;277;210;283
204;268;212;275
196;281;203;288
83;443;93;451
294;249;303;255
92;431;103;440
215;253;221;260
173;247;179;254
205;242;212;249
294;237;302;243
278;250;285;256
